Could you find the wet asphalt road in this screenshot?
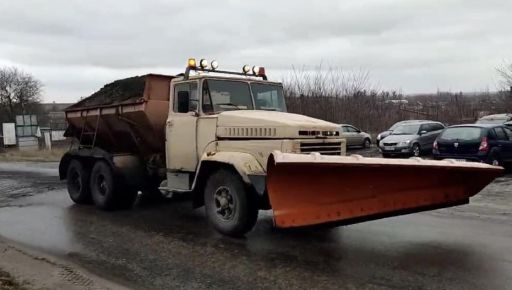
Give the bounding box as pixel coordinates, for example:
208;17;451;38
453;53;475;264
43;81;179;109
0;151;512;290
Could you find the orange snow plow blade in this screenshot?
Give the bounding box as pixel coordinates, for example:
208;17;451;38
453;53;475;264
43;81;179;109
266;151;502;228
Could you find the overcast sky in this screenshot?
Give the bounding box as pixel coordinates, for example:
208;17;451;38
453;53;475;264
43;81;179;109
0;0;510;103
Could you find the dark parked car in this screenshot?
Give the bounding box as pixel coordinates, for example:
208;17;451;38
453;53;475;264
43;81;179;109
379;120;445;157
376;120;427;146
433;124;512;166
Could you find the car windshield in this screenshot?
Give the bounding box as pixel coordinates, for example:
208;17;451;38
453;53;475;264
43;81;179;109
202;80;286;113
440;127;482;141
391;124;420;135
251;83;287;112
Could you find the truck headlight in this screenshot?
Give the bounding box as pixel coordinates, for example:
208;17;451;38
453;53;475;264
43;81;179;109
397;140;411;147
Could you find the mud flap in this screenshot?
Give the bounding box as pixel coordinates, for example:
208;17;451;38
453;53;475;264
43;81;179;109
266;151;502;228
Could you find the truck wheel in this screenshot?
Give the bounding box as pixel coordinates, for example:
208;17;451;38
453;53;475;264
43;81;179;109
90;161;119;210
90;160;137;210
66;159;91;204
204;169;258;237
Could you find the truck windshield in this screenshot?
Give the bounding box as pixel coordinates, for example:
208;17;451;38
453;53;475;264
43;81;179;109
202;79;286;114
251;83;287;112
202;80;254;113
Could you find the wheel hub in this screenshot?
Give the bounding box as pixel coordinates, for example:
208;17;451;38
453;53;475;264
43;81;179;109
214;186;235;220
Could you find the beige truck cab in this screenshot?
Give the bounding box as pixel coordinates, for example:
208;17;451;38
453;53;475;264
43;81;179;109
163;60;345;235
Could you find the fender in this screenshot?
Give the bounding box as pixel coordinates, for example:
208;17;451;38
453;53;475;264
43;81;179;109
59;148;116;180
190;151;268;208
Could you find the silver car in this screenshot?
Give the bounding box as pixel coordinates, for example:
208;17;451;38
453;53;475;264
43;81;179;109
339;124;372;148
376;120;427;146
379;121;445;157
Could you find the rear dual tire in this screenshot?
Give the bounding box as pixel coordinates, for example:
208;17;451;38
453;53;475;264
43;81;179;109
90;161;137;210
66;159;137;210
66;160;92;204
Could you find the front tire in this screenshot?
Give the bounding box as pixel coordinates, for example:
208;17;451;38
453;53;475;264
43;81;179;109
363;138;371;148
412;143;421;157
204;169;258;237
66;159;91;204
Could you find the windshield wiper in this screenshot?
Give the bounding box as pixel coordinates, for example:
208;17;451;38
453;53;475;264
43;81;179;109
216;103;243;109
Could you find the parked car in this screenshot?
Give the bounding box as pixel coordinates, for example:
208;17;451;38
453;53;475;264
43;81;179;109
376;120;427;146
476;113;512;125
379;120;445;157
339;124;372;148
433;124;512;166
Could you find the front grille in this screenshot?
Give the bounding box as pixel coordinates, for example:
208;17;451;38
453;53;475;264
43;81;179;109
298;130;340;137
383;142;397;146
300;141;342;155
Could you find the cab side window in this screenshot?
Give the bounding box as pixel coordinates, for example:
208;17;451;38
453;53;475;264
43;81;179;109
419;124;431;133
347;126;359;133
173;82;198;113
494;127;508;141
431;123;445;131
503;127;512;140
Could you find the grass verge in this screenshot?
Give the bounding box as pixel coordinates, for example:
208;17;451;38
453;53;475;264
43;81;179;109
0;148;67;162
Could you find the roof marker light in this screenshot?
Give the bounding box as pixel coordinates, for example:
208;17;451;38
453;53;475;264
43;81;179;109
187;58;196;68
252;66;260;75
211;60;219;70
199;59;208;69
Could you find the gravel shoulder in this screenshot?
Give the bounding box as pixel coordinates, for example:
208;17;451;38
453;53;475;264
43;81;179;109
0;237;127;290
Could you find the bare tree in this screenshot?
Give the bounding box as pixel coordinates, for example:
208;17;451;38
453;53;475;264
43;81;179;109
496;61;512;90
0;67;42;122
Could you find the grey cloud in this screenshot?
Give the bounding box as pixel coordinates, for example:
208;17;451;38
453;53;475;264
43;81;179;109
0;0;510;101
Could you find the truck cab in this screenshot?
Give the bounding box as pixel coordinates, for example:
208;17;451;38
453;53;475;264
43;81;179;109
163;60;345;235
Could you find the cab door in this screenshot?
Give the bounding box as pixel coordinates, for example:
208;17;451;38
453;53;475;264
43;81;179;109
166;81;199;174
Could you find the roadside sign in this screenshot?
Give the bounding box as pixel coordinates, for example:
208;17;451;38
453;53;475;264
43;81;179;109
2;123;16;146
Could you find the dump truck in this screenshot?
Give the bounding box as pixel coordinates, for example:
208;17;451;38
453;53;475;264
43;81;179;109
59;59;502;236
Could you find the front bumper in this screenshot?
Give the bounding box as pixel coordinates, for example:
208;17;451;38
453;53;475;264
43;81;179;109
432;152;488;163
379;145;412;155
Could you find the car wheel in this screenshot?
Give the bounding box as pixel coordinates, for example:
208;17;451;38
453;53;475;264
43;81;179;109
66;159;91;204
363;138;371;148
412;144;421;157
488;154;502;166
204;169;258;237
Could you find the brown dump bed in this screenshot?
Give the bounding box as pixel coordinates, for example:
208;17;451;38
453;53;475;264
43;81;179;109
65;74;174;155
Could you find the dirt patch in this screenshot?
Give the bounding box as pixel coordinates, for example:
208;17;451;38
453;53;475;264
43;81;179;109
0;148;66;162
0;239;126;290
0;270;27;290
68;75;146;109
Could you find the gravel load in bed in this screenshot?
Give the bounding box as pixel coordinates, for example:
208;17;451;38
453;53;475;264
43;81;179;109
68;75;146;109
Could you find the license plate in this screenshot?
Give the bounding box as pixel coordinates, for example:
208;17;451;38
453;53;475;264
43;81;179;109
454;159;466;162
384;146;395;151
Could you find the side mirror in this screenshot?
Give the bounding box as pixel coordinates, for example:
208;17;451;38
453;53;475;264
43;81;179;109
419;130;427;135
177;91;190;113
